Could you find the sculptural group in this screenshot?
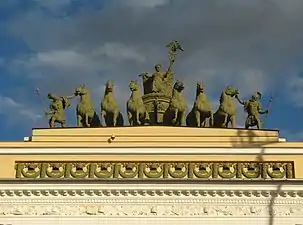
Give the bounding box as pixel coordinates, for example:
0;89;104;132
43;41;271;130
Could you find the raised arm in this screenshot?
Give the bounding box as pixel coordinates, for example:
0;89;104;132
65;94;76;99
235;95;245;105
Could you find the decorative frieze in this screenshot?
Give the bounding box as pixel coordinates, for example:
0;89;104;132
1;180;303;218
15;161;294;179
1;203;303;217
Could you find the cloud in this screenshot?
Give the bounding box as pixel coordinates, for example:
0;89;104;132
32;0;74;10
286;72;303;107
0;95;42;124
116;0;170;8
3;0;303;128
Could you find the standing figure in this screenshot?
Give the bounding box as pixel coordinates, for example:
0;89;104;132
236;92;269;129
45;93;74;128
100;81;124;127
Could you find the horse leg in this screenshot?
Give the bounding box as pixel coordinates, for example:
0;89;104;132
201;117;206;127
209;113;214;127
180;111;186;126
223;114;228;127
127;111;133;126
172;109;178;124
113;110;119;126
85;114;90;127
195;110;201;127
144;110;150;123
101;110;106;126
77;115;82;127
230;115;236;128
136;111;141;125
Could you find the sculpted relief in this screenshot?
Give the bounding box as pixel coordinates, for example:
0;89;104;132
1;203;303;217
38;40;272;129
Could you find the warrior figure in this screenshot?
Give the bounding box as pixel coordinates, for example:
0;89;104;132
45;93;74;128
236;92;269;129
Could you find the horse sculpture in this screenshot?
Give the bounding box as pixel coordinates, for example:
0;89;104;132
127;80;150;125
101;81;124;127
74;84;101;127
164;80;187;126
186;82;213;127
213;86;239;128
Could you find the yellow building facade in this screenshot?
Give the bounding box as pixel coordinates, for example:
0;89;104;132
0;126;302;225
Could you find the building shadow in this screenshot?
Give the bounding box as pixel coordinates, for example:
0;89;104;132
232;128;284;225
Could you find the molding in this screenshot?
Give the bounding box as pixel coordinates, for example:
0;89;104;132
1;147;303;155
1;181;303;217
1;182;303;197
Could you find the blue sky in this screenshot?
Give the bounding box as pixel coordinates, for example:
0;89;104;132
0;0;303;141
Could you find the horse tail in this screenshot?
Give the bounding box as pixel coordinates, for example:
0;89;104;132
91;112;101;127
186;109;196;127
117;112;124;126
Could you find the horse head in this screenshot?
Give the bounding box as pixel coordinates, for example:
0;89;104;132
75;84;88;96
105;81;114;93
173;80;185;93
129;80;139;92
224;85;239;97
196;82;205;94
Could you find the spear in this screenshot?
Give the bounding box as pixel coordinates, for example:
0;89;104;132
35;88;48;120
262;93;274;127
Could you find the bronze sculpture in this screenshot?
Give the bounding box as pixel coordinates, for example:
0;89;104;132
126;80;150;125
74;85;101;127
39;41;272;130
45;93;74;128
236;92;269;129
163;80;187;126
213;86;239;128
186;82;213;127
101;81;124;127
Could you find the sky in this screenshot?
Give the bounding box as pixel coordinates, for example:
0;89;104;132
0;0;303;141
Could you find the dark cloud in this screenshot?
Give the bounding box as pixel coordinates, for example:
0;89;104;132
3;0;303;126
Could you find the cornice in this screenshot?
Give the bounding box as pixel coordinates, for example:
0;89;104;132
1;147;303;155
1;189;303;198
1;180;303;198
1;180;303;217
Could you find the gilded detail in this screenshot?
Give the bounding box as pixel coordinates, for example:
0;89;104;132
15;161;294;179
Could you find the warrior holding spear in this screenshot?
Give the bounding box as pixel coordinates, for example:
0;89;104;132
235;92;271;129
36;88;75;128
